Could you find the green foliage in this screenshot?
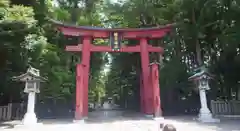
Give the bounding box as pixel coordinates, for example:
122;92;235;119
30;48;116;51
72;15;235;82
0;0;9;7
103;0;240;104
2;0;240;106
0;0;39;103
2;5;36;26
0;0;106;103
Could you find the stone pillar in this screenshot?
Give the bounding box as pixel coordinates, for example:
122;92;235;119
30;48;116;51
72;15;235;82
198;83;219;123
23;91;37;125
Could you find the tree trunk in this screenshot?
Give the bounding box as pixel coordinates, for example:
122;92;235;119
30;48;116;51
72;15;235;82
192;8;202;66
196;40;202;65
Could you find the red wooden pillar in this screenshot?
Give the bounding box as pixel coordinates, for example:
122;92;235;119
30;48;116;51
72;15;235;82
148;69;154;114
81;36;91;117
151;63;162;117
140;74;144;113
140;38;151;115
75;64;84;120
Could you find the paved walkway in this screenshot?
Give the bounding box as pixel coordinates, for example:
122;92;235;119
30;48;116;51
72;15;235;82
0;111;239;131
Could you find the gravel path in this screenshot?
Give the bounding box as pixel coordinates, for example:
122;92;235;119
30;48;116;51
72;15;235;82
0;111;239;131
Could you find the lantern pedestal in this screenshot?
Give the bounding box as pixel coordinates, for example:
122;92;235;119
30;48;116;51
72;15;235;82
23;112;37;125
198;109;219;123
23;92;37;125
198;89;219;123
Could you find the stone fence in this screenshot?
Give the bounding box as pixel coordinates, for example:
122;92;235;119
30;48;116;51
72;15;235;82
1;100;238;120
0;103;25;121
211;100;240;116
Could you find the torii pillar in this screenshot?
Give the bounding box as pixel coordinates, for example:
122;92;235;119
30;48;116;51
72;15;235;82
75;64;84;120
151;62;163;119
140;38;152;115
81;37;91;118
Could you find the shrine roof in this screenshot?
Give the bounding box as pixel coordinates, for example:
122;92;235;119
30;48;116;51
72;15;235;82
50;19;174;32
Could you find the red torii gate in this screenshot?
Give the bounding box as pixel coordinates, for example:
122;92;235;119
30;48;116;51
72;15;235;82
52;20;173;120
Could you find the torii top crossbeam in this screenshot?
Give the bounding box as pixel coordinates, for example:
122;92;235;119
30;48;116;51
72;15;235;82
51;19;174;53
51;19;173;39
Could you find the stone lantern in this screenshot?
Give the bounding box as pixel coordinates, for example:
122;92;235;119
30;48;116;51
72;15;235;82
189;66;219;123
12;66;46;125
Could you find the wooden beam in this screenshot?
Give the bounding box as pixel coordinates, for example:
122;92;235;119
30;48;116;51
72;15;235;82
65;44;164;53
65;44;82;52
147;45;164;53
123;29;170;39
59;26;171;39
91;45;140;52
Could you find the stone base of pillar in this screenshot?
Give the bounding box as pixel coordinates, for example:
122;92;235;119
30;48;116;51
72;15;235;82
22;112;38;125
198;108;220;123
73;119;85;124
83;116;88;119
145;114;154;118
153;116;164;121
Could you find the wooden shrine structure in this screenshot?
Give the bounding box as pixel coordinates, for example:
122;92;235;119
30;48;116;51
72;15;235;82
52;20;173;120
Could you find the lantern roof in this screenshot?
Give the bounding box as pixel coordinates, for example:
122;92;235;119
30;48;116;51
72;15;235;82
188;66;213;81
12;66;47;82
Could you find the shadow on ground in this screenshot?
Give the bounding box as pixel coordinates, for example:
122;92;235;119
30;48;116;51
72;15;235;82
0;112;240;131
164;116;240;131
84;110;152;124
0;122;15;129
0;110;149;128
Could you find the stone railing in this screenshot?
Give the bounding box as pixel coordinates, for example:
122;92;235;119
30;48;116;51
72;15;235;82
0;103;25;121
0;104;12;121
211;100;240;116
